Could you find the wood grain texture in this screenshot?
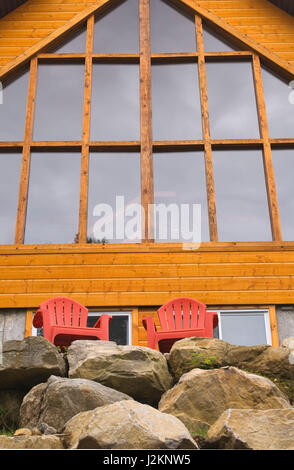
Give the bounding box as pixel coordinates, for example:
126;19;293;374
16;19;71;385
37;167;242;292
78;15;94;243
14;57;38;244
139;0;154;241
182;0;294;77
0;0;293;87
24;310;33;337
268;305;279;347
196;15;218;242
252;53;282;242
0;0;108;80
0;244;293;309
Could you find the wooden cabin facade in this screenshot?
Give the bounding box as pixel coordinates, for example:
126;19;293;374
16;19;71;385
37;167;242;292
0;0;294;348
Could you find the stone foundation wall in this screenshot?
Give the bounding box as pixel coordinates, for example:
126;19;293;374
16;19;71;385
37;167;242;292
276;306;294;343
0;310;26;345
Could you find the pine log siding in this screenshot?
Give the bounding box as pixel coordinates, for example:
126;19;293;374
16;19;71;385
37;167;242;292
0;0;293;346
192;0;294;68
0;243;293;345
1;0;294;74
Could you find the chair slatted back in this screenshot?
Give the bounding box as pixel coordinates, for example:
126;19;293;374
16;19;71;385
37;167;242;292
158;297;207;331
39;297;88;328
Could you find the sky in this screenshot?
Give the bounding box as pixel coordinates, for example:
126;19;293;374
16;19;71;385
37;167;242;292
0;0;293;244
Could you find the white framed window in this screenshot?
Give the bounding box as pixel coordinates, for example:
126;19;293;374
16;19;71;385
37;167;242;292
31;310;132;346
87;311;132;346
209;309;272;347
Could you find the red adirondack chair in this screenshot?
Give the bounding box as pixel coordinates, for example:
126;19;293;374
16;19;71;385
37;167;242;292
33;297;112;347
142;297;218;353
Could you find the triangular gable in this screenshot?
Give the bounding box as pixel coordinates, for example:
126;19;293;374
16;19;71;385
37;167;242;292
185;0;294;76
0;0;294;81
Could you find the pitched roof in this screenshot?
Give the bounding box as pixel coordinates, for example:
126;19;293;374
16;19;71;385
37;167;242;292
0;0;27;19
0;0;293;80
269;0;294;17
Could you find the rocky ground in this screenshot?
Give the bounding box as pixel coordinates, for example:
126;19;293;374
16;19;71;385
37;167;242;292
0;335;294;449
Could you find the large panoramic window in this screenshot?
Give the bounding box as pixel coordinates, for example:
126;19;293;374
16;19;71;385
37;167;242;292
206;61;260;139
0;152;22;244
152;63;202;140
0;0;293;245
153;151;209;242
91;64;140;141
213;150;272;241
24;152;81;244
272;148;294;241
88;152;141;243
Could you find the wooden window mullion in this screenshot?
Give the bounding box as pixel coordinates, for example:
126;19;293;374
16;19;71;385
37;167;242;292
195;15;218;242
14;57;38;244
139;0;154;242
252;53;282;241
78;15;94;243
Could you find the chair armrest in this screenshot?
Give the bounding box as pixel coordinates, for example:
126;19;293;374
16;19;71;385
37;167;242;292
206;311;219;329
142;316;157;333
33;309;45;328
93;314;112;329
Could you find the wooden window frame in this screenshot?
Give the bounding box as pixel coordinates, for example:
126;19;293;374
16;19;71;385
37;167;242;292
0;0;293;246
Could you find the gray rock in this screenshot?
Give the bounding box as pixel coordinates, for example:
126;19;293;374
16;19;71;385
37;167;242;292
0;336;66;390
0;435;64;449
67;340;173;405
62;400;198;450
20;375;133;432
0;390;26;429
207;408;294;450
158;366;291;434
168;337;294;382
281;337;294;351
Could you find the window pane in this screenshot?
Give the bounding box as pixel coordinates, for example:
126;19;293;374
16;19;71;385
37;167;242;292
93;0;139;53
272;148;294;241
152;64;202;140
52;24;87;53
88;153;141;243
24;152;81;244
213;149;271;241
91;64;140;141
87;313;130;345
0;153;22;243
262;66;294;139
150;0;196;53
203;24;236;52
206;61;260;139
0;69;29;141
219;312;268;346
153;152;209;242
33;64;84;141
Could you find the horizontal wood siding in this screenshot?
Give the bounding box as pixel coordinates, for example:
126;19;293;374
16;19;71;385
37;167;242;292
0;244;294;309
0;0;294;74
0;0;96;67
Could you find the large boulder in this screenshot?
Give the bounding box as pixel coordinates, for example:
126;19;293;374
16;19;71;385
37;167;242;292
0;435;64;449
62;400;198;450
67;341;173;405
0;336;66;390
168;337;294;382
206;409;294;450
0;390;26;430
19;375;133;432
158;366;291;434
